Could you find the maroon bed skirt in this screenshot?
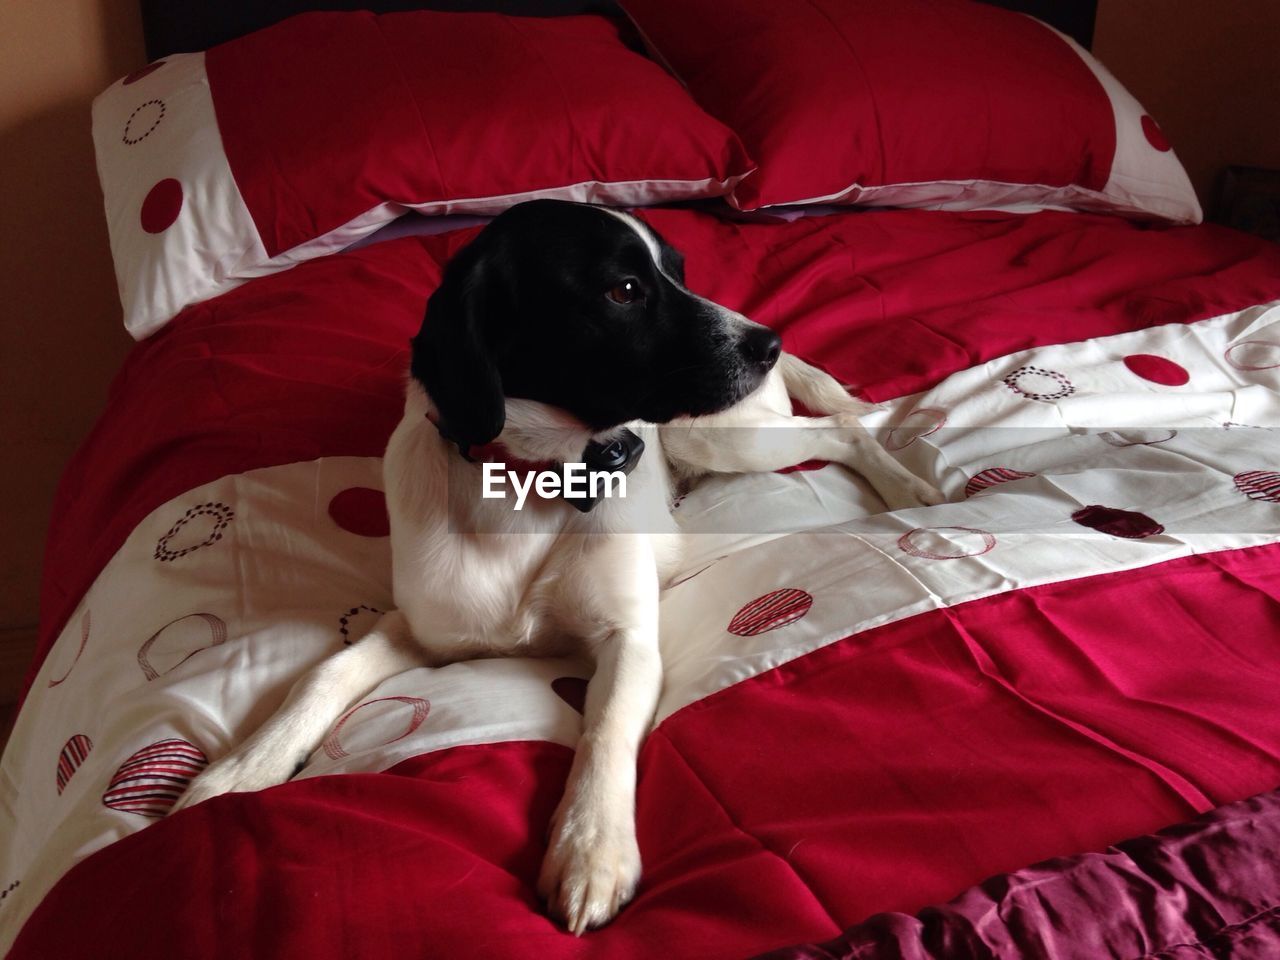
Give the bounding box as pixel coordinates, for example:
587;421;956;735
756;786;1280;960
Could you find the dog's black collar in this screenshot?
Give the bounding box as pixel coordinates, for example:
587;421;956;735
427;412;644;513
571;429;645;513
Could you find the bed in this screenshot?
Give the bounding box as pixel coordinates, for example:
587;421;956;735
4;2;1280;957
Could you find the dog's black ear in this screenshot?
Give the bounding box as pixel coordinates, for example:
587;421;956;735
410;238;509;457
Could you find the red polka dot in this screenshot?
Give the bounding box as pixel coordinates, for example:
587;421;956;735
1235;471;1280;504
1123;354;1189;386
1071;505;1164;540
328;487;390;537
140;179;183;233
728;588;813;636
102;739;207;818
964;468;1035;498
552;677;588;714
122;61;166;85
1141;115;1171;151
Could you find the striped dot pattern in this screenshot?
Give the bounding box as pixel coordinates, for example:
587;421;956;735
102;739;208;817
1235;471;1280;504
964;467;1036;498
56;735;93;795
728;588;813;637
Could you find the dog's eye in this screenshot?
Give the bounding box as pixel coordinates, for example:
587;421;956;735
606;280;645;305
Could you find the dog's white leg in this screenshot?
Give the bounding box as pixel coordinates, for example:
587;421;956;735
537;541;663;935
663;354;943;510
538;627;661;934
668;413;944;510
822;415;946;510
171;610;422;812
777;352;876;418
780;353;944;508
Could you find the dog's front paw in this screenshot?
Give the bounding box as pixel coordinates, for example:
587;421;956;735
884;476;946;510
537;799;641;935
169;746;297;815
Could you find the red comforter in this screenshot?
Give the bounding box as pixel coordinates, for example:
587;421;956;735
11;207;1280;959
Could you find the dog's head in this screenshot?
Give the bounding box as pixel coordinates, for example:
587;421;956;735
410;200;781;455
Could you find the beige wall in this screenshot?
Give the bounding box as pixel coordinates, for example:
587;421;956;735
1094;0;1280;209
0;4;1278;705
0;1;144;700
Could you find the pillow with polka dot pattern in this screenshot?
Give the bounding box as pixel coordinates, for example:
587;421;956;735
620;0;1201;222
91;11;754;339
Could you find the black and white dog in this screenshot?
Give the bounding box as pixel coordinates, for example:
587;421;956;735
173;200;943;932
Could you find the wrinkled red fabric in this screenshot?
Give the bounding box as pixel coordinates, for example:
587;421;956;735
13;544;1280;958
755;789;1280;960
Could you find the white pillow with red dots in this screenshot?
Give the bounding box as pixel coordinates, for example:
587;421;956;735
620;0;1202;221
91;11;754;339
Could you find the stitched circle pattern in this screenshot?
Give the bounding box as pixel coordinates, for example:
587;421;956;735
1123;354;1189;386
56;735;94;795
101;739;208;818
1003;366;1075;402
728;588;813;636
154;502;235;562
885;408;947;450
139;178;183;233
122;61;166;85
1071;505;1164;539
138;613;228;680
552;677;588;714
0;881;18;904
1224;339;1280;371
122;99;166;144
964;468;1036;498
898;526;996;560
339;605;383;646
1141;115;1171;151
322;697;431;760
48;610;91;688
1235;471;1280;504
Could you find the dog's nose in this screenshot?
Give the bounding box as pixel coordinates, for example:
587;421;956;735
740;327;782;370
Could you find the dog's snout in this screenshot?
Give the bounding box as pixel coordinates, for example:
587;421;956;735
740;327;782;370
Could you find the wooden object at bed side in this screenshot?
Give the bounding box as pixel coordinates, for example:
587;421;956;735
1214;166;1280;244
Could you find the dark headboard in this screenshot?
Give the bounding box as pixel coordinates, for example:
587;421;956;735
983;0;1094;48
140;1;1095;61
140;2;625;61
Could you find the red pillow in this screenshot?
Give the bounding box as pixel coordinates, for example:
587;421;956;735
92;11;753;338
622;0;1201;222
